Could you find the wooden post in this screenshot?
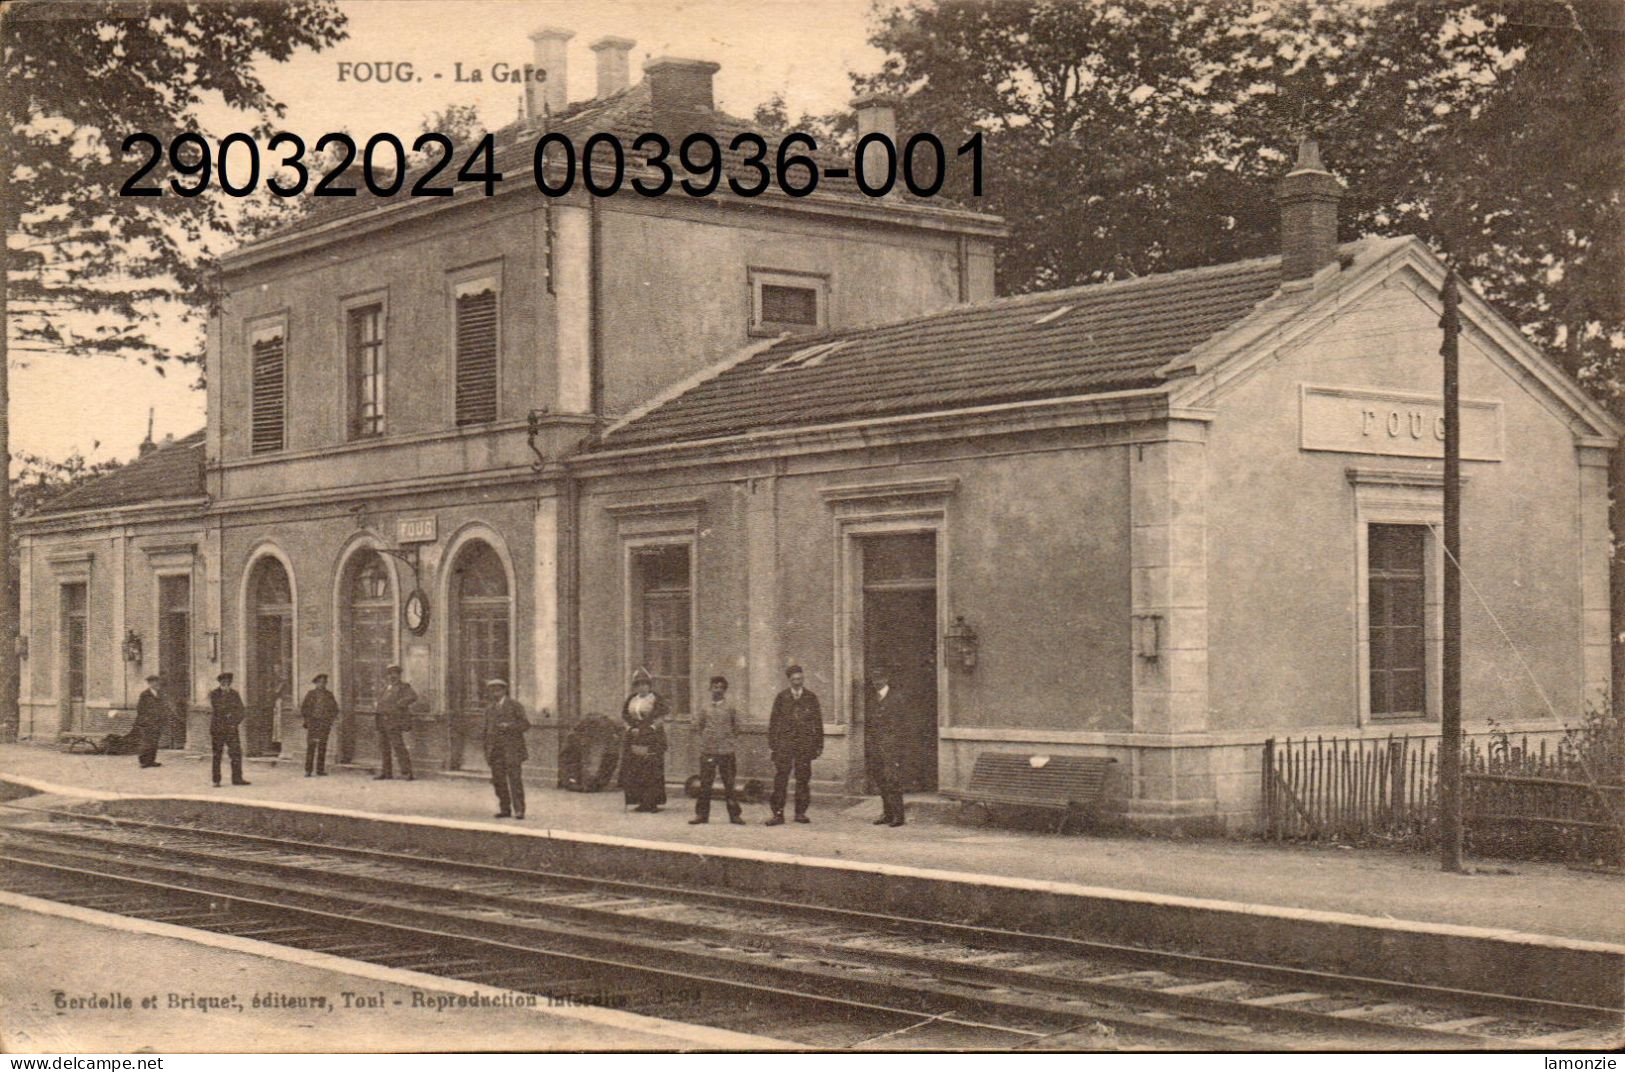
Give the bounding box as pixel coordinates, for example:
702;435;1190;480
1440;267;1464;872
1262;737;1276;838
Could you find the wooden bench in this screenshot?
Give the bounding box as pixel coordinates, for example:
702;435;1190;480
943;753;1117;833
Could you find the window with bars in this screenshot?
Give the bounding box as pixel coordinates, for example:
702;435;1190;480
250;330;286;454
454;282;498;426
632;545;692;716
347;304;385;438
1368;524;1427;718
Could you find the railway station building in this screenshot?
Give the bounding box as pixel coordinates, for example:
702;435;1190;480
14;34;1618;829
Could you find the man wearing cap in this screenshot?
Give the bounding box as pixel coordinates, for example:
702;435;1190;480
690;674;744;825
482;679;530;819
208;672;250;787
131;674;171;769
766;664;823;825
865;663;907;827
373;663;417;781
300;673;339;777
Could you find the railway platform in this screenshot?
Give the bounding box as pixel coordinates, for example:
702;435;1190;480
1;741;1617;946
2;740;1622;1040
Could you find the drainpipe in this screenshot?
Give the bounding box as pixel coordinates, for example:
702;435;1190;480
557;464;581;728
588;198;604;417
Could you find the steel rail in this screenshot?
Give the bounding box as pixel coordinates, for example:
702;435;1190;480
1;800;1609;1028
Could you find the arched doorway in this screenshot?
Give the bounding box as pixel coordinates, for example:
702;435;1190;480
448;541;509;770
245;557;294;756
339;549;395;764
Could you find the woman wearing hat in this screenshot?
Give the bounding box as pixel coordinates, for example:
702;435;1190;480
619;668;669;813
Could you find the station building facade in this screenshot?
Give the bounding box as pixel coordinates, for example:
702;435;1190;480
15;34;1617;829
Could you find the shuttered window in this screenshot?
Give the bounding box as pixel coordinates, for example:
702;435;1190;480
454;283;498;426
250;330;286;454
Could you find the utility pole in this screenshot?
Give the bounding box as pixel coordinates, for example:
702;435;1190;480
1440;266;1463;872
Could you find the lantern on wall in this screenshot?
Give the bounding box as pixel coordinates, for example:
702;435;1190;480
944;615;979;670
1133;614;1162;660
122;630;144;664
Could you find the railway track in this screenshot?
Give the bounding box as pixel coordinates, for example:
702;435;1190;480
0;803;1618;1050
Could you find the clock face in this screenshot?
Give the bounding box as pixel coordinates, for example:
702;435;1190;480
404;589;430;635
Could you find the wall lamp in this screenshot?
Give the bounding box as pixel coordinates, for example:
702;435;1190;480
1133;613;1163;660
122;630;144;664
944;615;979;670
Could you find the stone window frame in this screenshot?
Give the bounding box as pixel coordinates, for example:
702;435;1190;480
340;288;390;441
748;267;828;338
1347;467;1452;726
606;499;704;721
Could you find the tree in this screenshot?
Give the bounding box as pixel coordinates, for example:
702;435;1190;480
863;0;1624;709
1;0;347;739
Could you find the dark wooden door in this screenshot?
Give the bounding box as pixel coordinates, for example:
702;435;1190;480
861;534;939;792
157;575;190;748
248;612;291;755
451;543;509;771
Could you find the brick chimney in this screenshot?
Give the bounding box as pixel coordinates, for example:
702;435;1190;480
526;27;573;120
852;93;899;190
590;36;635;98
1276;138;1345;283
644;56;720;133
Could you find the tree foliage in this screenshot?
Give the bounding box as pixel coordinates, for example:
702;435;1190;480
861;0;1621;379
2;0;347;369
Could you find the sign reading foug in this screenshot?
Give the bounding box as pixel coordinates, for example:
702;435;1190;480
1300;384;1503;461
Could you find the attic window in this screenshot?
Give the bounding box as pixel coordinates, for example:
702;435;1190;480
1034;304;1075;325
750;269;827;337
766;340;847;373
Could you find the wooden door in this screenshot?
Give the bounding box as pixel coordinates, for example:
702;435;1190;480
157;575;191;748
861;534;939;792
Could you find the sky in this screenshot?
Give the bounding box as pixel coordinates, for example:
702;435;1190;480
11;0;887;467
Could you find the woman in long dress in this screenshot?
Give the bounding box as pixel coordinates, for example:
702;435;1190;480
620;668;669;812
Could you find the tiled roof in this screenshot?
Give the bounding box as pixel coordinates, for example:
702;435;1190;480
35;430;206;515
260;82;888;243
596;253;1291;449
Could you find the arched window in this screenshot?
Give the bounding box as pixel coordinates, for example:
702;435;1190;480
450;541;510;723
245;556;294;755
342;550;394;715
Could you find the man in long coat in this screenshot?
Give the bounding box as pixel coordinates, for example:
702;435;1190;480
482;678;530;819
373;663;417;780
131;674;171;769
209;672;250;787
865;664;908;827
300;673;339;777
766;664;823;825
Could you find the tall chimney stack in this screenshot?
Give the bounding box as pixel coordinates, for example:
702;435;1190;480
590;36;635;98
644;56;720;135
527;27;574;120
1276;138;1345;283
852;93;899;190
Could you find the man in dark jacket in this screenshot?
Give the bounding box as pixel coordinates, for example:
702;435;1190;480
209;672;250;787
131;674;171;769
766;664;822;825
373;663;417;780
865;664;908;827
300;673;339;777
482;678;530;819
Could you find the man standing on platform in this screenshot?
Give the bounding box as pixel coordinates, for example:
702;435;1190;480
865;663;907;827
482;678;530;819
374;663;417;781
209;671;249;787
300;673;338;777
690;674;744;825
766;664;823;826
131;674;170;769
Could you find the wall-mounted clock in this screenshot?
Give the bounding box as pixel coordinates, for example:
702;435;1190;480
404;588;431;635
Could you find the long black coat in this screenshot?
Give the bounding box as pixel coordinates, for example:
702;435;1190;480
483;697;530;764
132;688;171;741
209;687;245;736
300;686;339;729
866;685;909;771
768;687;823;760
620;692;669;807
